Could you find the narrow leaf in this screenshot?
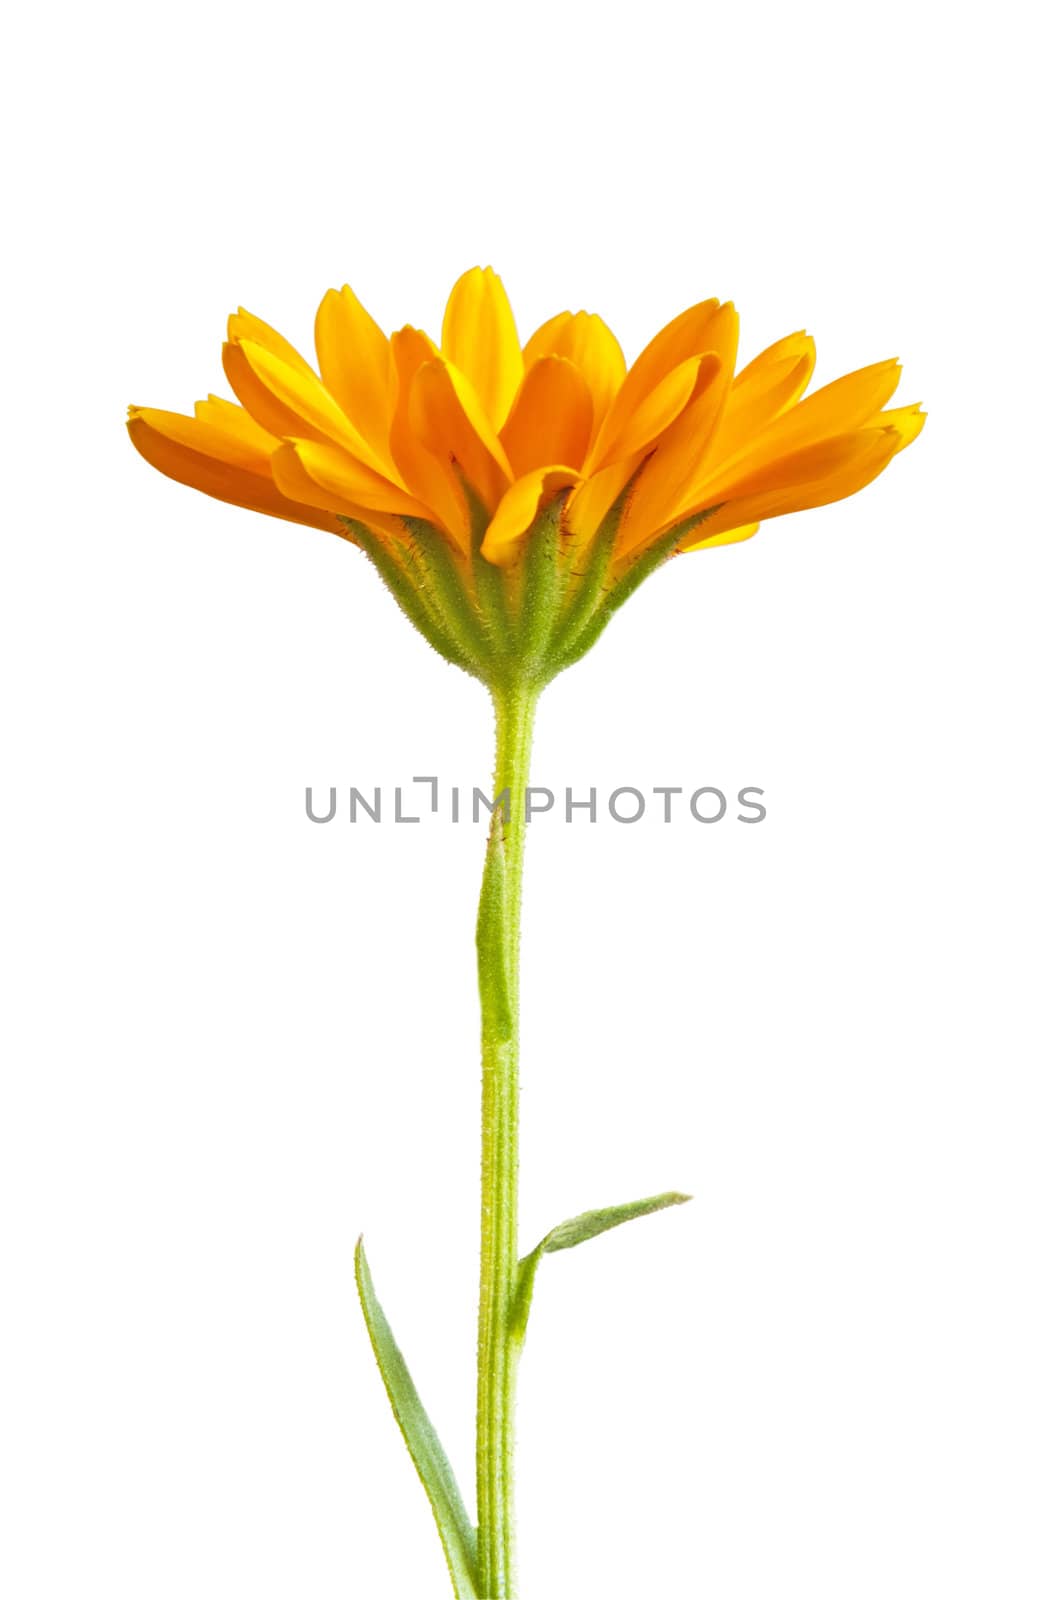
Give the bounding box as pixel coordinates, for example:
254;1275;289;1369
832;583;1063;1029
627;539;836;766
541;1190;692;1253
511;1190;691;1341
476;810;514;1040
354;1238;480;1600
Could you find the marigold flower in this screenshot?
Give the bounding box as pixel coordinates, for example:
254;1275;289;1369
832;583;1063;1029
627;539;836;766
127;267;926;1600
128;266;923;685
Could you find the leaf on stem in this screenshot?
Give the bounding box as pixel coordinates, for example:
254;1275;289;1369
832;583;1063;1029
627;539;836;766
511;1191;692;1341
476;809;514;1040
354;1238;481;1600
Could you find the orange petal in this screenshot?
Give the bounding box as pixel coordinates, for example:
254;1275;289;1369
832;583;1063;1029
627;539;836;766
387;327;469;543
714;358;903;480
694;429;903;535
228;338;393;474
221;340;337;452
389;324;441;405
314;286;392;459
564;454;643;552
227;308;317;378
523;311;569;362
408;357;512;516
127;409;340;534
191;395;281;459
681;520;761;552
732;331;816;394
499;356;594;475
481;467;581;566
709;334;817;462
617;355;729;555
869;403;926;450
702;430;891;503
271;439;434;522
136;395;276;474
593;299;737;463
523;310;626;437
588;354;704;472
441;266;524;431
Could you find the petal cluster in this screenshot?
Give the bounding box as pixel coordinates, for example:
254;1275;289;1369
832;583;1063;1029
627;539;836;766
128;267;923;578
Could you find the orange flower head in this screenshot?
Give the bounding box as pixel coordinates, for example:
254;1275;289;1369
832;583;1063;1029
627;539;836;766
128;267;923;685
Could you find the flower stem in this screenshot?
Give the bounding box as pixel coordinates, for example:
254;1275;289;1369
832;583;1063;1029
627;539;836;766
475;680;539;1599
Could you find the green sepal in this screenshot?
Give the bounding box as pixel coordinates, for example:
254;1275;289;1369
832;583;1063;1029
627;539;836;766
342;519;479;677
517;493;568;670
552;510;718;673
341;495;723;692
544;474;637;667
465;486;515;670
404;517;494;672
354;1238;481;1600
511;1190;692;1342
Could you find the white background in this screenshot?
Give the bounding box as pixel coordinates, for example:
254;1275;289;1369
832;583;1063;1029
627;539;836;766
2;2;1060;1596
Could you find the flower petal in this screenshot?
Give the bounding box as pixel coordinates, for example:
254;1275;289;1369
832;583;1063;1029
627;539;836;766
271;439;434;521
617;355;729;555
192;394;281;454
389;324;441;398
138;394;277;473
523;311;569;362
408;357;512;516
127;408;341;534
709;333;816;461
701;430;891;503
681;520;761;552
387;327;469;543
733;331;816;391
870;403;926;450
314;285;392;459
523;310;626;437
588;355;704;472
227;338;393;474
592;299;737;464
713;358;903;480
692;429;904;535
499;356;594;475
441;266;524;431
227;308;317;378
564;454;643;551
481;467;581;566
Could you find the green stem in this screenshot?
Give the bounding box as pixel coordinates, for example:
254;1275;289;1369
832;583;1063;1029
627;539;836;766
475;680;539;1599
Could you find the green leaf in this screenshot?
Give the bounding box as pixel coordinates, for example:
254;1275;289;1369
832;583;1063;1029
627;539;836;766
538;1190;692;1252
511;1191;691;1341
354;1238;480;1600
476;805;519;1043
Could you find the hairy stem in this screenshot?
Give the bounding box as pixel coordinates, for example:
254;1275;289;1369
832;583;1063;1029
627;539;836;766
475;681;538;1598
